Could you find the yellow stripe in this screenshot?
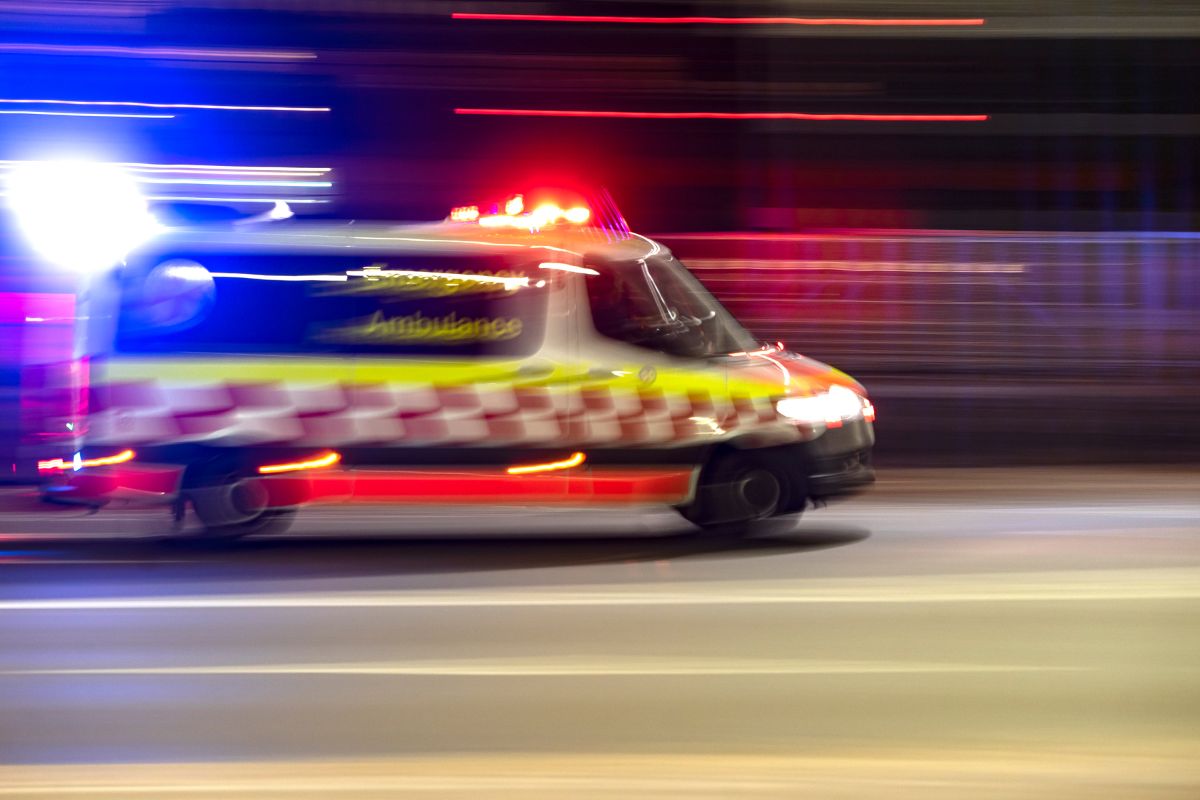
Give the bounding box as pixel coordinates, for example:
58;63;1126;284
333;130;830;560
103;357;518;385
99;356;791;399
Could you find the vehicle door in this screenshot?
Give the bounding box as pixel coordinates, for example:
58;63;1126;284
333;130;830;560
575;254;744;449
324;252;576;499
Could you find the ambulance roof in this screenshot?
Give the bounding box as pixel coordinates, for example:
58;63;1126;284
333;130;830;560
139;219;666;264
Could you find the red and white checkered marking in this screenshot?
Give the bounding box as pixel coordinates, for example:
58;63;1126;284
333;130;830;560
86;379;780;447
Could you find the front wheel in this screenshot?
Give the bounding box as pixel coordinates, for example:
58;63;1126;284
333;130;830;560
678;452;790;531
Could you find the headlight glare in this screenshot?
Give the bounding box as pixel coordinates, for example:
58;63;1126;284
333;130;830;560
776;385;868;428
826;384;865;419
775;395;828;425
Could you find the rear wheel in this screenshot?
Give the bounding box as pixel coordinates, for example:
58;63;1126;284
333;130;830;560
679;452;788;531
185;466;296;540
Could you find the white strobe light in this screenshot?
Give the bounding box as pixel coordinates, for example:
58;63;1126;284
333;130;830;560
6;160;159;272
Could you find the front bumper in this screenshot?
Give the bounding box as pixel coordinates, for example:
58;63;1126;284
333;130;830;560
801;417;876;499
808;448;874;499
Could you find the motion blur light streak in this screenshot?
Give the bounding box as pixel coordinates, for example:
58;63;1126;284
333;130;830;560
455;108;989;122
258;451;341;475
37;449;134;472
130;168;330;177
209;272;348;283
0;99;329;113
346;267;530;289
0;110;175;119
506;452;587;475
451;13;986;27
684;258;1027;274
110;163;330;173
0;161;330;175
132;177;333;188
144;195;329;204
0;43;317;60
539;262;599;276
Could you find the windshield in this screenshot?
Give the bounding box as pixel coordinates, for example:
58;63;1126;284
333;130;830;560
586;254;759;359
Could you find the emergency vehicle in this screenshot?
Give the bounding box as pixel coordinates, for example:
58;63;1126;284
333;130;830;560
24;177;874;537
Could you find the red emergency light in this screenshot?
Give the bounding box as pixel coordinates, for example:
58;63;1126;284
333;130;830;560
450;195;591;230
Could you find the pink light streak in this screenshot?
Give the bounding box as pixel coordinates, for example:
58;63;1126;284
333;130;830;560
451;13;985;27
455;108;989;122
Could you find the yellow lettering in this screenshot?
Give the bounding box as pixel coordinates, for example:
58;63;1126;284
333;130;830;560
315;311;525;345
318;267;527;298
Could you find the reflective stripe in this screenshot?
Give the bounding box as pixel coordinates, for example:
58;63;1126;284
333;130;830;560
87;355;808;449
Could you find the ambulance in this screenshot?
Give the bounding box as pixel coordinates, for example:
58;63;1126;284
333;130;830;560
29;182;875;537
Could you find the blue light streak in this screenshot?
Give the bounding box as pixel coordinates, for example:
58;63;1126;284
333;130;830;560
0;98;329;113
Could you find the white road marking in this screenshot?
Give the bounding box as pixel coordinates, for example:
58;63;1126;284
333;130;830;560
0;750;1194;797
1;568;1198;610
825;505;1200;519
0;658;1081;678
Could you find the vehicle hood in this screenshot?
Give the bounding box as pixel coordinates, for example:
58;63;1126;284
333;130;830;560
726;350;867;397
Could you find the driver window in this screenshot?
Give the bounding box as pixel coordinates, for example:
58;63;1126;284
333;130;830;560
585;261;701;358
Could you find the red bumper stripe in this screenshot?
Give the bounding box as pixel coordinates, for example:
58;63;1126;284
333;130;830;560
60;466;695;508
266;468;695;506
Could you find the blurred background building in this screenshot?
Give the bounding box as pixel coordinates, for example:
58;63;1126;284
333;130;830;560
1;0;1198;472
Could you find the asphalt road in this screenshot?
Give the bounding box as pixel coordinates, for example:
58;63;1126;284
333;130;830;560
1;467;1198;798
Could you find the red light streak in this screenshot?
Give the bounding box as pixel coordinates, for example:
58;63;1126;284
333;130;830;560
296;467;694;505
455;109;988;122
451;13;985;27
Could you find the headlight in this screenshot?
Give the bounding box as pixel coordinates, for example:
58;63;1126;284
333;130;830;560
775;395;829;425
825;384;865;419
776;385;871;428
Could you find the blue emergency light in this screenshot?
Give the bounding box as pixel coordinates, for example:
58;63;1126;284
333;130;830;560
5;159;160;272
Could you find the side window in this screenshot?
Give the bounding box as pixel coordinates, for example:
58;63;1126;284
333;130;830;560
584;258;757;359
585;264;665;346
116;254;549;357
585;261;705;358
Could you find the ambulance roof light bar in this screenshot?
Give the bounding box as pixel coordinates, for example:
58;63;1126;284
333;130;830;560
449;194;591;231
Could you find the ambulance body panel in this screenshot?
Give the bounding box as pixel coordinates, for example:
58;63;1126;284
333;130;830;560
49;218;874;534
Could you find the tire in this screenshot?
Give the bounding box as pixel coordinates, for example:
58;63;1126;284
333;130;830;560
184;466;297;540
679;452;786;530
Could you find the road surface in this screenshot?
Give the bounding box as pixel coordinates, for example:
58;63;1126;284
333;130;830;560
0;467;1198;798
